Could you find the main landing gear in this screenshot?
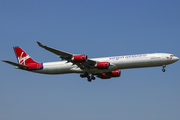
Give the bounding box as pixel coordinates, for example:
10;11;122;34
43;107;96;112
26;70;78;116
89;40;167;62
80;72;96;82
162;65;166;72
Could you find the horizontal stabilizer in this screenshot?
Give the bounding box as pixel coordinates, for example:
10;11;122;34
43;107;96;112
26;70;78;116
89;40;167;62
2;60;28;69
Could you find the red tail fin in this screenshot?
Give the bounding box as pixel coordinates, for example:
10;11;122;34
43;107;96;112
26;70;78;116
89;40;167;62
14;46;37;65
13;47;42;70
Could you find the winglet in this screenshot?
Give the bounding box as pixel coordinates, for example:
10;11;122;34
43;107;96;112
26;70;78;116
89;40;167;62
37;41;44;47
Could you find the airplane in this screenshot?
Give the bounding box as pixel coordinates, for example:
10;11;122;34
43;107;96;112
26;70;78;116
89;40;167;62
2;42;179;82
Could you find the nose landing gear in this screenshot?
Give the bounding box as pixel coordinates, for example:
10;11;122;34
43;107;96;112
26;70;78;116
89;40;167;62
162;65;166;72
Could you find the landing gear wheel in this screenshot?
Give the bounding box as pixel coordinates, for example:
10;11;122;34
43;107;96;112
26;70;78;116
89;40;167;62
87;78;92;82
80;72;89;78
80;74;84;78
87;76;91;82
90;74;96;80
162;65;166;72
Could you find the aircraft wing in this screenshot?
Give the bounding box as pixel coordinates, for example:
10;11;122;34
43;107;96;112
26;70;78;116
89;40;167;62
37;41;73;60
37;41;97;69
2;60;28;69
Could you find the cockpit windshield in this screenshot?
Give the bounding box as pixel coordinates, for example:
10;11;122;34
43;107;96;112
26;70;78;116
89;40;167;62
170;55;175;57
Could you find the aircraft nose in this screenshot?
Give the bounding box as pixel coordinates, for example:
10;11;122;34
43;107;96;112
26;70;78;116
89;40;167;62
174;56;179;62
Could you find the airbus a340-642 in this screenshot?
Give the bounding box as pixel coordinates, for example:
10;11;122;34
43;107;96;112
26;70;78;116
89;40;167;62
2;42;179;82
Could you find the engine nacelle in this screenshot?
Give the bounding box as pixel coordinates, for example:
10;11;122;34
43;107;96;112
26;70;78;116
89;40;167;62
97;70;121;79
95;62;110;69
110;70;121;77
72;55;87;63
97;73;111;79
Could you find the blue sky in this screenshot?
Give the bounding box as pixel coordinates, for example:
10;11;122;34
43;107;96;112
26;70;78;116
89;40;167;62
0;0;180;120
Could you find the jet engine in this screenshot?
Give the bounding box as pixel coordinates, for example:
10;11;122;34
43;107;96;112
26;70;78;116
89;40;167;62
110;70;121;77
72;55;87;63
95;62;110;69
97;73;111;79
97;70;121;79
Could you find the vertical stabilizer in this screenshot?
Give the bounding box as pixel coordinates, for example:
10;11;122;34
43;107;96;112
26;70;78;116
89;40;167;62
13;47;42;70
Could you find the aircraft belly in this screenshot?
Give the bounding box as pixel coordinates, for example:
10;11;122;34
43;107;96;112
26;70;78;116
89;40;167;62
86;65;118;74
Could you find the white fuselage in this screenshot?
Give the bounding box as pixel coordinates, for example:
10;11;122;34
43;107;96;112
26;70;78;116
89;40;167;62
31;53;179;74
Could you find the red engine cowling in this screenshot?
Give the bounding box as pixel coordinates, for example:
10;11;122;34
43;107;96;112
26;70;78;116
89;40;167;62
96;62;110;69
97;73;111;79
97;70;121;79
110;70;121;77
72;55;87;63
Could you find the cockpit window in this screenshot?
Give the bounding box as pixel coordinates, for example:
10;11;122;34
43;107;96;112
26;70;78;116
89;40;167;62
170;55;174;57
